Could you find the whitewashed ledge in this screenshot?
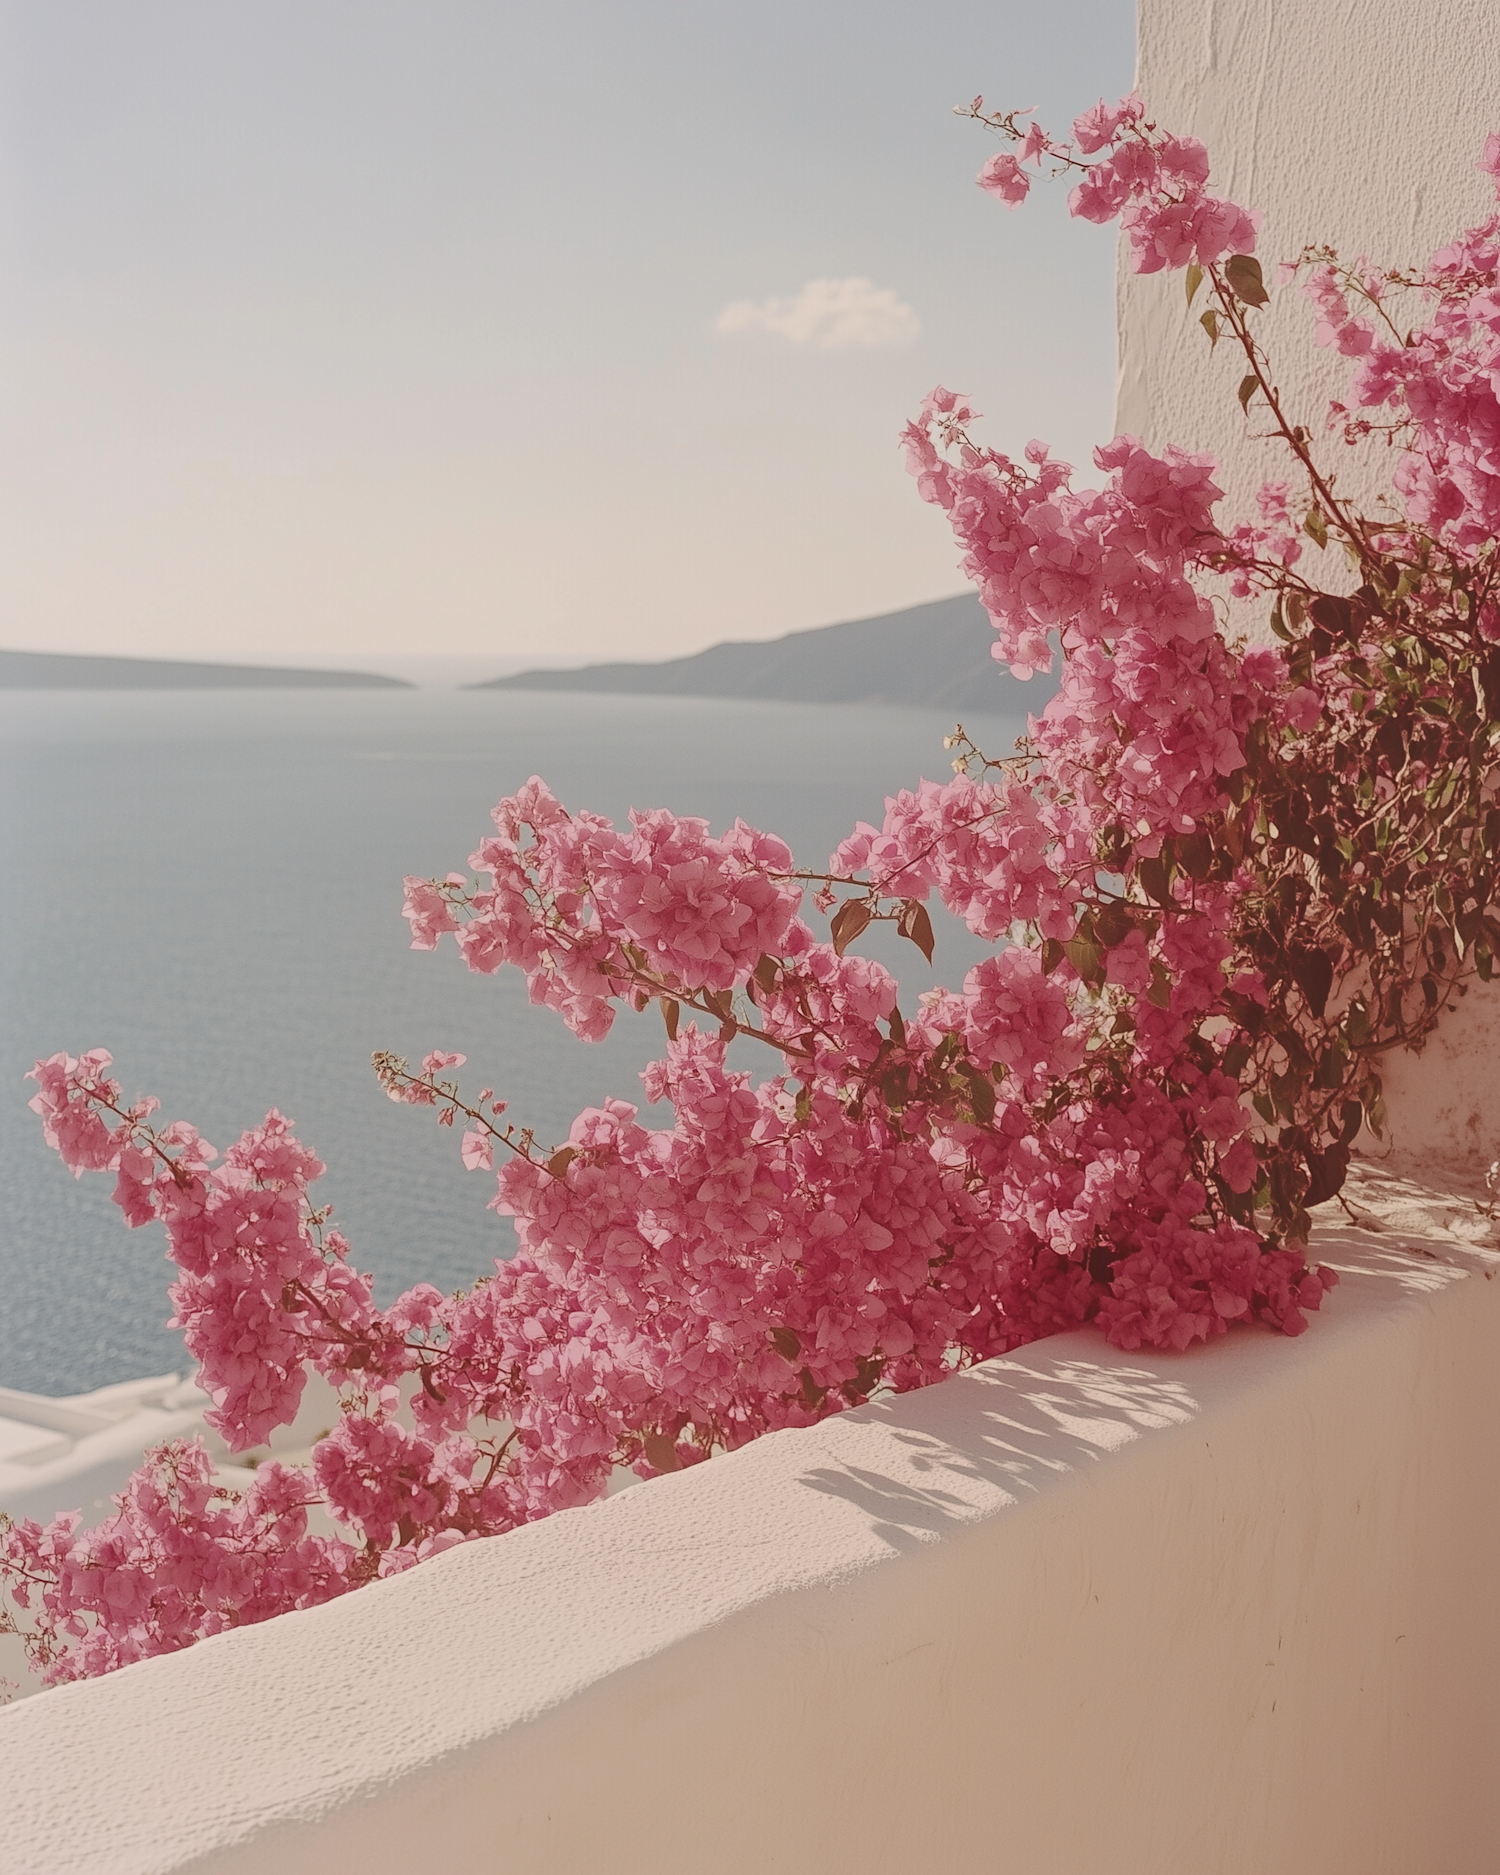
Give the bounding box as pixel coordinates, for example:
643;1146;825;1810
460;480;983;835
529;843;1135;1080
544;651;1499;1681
3;1157;1500;1875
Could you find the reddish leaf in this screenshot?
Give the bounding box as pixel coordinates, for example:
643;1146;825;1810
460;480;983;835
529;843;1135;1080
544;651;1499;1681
1175;832;1213;881
896;898;936;963
1289;945;1334;1018
799;1368;828;1409
770;1327;801;1361
1093;901;1131;948
1303;1142;1349;1209
642;1431;680;1473
830;899;873;956
880;1067;910;1111
1224;253;1269;307
958;1063;997;1125
1063;935;1104;987
1138;854;1175;906
1308;594;1354;638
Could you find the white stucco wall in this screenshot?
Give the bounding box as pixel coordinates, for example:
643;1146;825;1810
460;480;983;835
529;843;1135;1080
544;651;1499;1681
1118;0;1500;533
3;1165;1499;1875
1115;0;1500;1167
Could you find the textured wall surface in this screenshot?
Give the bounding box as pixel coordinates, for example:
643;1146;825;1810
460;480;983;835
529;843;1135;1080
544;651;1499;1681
3;1168;1500;1875
1117;0;1500;538
1114;0;1500;1168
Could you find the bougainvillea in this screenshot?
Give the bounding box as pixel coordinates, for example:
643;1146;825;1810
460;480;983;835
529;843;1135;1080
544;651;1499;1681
9;93;1500;1684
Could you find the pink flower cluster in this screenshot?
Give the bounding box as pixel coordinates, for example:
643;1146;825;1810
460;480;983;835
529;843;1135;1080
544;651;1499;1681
0;1443;350;1680
9;95;1375;1686
1224;480;1306;598
1300;263;1378;358
1303;153;1500;554
405;779;800;1042
979;94;1258;273
900;405;1251;849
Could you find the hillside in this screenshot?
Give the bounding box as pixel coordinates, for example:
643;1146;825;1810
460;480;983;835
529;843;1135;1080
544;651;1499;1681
469;594;1056;712
0;650;412;689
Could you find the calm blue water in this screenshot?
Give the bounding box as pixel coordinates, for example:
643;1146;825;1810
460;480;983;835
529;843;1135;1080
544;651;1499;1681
0;688;1031;1394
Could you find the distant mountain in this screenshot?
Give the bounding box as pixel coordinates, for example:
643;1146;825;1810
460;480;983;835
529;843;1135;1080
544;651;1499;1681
469;594;1057;712
0;650;413;689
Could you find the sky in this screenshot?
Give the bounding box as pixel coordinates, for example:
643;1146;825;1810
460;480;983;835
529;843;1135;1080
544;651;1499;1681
0;1;1135;672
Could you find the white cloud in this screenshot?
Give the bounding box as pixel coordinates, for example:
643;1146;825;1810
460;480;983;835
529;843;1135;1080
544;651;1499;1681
714;276;920;349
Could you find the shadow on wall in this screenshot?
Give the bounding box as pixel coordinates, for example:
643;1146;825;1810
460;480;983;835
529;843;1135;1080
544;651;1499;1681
797;1181;1489;1554
801;1357;1202;1552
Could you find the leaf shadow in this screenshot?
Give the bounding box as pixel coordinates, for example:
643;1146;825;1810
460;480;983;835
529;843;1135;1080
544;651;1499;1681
799;1354;1201;1550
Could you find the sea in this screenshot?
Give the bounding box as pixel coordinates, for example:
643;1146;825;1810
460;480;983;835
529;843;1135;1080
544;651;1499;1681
0;686;1032;1395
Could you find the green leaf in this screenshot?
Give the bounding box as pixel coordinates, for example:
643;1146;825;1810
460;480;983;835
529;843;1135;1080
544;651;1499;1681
1063;935;1104;988
1315;1042;1348;1089
1304;508;1329;549
1185;261;1204;306
1041;937;1065;976
770;1327;802;1362
1199;308;1220;347
1237;373;1259;415
660;997;680;1042
545;1146;578;1180
1221;1041;1252;1079
958;1062;997;1125
1224;253;1270;307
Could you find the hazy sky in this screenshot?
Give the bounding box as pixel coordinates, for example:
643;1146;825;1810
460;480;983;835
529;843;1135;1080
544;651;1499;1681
0;2;1134;668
